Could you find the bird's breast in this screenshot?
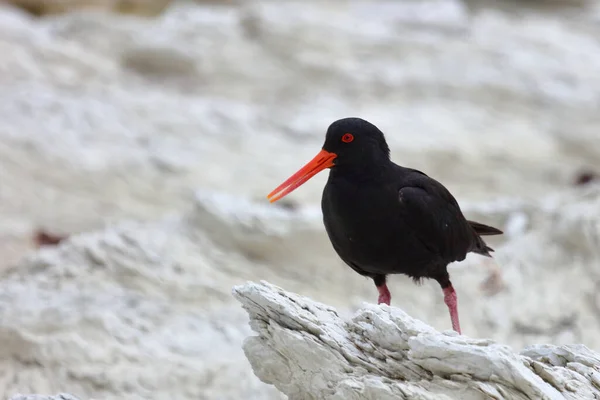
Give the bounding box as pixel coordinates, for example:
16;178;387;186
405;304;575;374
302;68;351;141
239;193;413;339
321;178;406;267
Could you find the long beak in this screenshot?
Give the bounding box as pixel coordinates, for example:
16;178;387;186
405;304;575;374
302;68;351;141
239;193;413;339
267;149;337;203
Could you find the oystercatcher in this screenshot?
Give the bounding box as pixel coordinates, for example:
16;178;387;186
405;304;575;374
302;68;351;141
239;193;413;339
267;117;503;334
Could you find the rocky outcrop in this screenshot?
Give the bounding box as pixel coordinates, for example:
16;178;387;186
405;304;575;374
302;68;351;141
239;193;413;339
0;214;283;400
234;281;600;400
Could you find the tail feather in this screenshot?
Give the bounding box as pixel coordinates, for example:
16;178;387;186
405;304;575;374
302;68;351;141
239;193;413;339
468;220;503;236
473;244;494;257
469;220;503;257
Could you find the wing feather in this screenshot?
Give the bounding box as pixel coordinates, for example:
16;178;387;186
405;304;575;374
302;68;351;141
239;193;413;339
397;184;473;263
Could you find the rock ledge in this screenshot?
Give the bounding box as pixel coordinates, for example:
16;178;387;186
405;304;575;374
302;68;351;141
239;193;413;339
232;280;600;400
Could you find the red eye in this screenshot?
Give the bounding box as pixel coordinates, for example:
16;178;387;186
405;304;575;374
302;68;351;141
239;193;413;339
341;133;354;143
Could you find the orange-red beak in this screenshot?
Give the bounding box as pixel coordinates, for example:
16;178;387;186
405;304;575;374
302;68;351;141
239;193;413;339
267;149;337;203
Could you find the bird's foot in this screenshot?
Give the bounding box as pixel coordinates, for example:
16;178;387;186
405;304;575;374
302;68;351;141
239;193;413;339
377;284;391;305
443;285;461;334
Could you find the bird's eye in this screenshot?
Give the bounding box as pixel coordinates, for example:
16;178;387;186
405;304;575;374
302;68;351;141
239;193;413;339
341;133;354;143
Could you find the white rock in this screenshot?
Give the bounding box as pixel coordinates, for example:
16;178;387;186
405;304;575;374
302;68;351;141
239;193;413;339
9;395;81;400
0;218;283;400
234;280;600;400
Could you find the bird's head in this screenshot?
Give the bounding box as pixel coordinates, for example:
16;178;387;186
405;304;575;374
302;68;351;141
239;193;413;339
267;117;390;203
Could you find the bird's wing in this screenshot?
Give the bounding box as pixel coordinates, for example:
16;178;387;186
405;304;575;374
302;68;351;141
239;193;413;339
396;180;473;263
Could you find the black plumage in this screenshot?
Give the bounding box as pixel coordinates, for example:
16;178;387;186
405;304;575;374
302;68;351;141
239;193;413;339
267;117;503;333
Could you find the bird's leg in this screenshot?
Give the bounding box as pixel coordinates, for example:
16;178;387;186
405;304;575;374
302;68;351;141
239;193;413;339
435;272;462;334
377;285;391;305
442;283;461;334
373;275;391;305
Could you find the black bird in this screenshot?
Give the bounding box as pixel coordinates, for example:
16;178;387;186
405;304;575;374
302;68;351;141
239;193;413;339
267;117;503;334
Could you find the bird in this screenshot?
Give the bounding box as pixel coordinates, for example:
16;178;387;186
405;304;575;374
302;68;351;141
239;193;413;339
266;117;503;334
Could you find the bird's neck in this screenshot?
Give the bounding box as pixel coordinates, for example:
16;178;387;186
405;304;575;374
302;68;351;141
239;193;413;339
328;159;394;184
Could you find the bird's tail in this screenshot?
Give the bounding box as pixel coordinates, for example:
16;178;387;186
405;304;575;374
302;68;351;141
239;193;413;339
468;220;503;257
468;220;503;236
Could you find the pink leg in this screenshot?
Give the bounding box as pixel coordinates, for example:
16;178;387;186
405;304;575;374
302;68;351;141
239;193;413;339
377;284;391;305
443;284;461;334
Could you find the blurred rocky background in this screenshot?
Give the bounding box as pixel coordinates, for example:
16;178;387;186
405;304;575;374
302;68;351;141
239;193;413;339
0;0;599;399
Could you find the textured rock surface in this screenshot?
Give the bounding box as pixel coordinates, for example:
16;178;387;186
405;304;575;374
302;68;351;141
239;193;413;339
9;395;81;400
234;280;600;400
0;206;285;400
